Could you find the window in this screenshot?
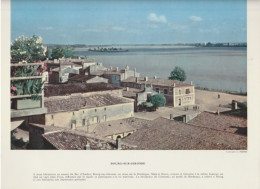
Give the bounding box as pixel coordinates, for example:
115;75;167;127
179;89;182;95
71;120;76;129
82;119;85;126
164;89;168;94
186;88;190;94
73;112;75;115
51;115;54;119
155;88;159;93
147;94;151;102
104;108;106;111
95;109;97;112
103;115;107;121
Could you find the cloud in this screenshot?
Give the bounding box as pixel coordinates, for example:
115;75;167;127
83;28;102;32
38;26;53;30
112;26;125;31
147;13;167;23
189;16;202;22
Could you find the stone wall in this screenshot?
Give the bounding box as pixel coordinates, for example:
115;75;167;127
174;86;195;107
45;102;134;128
103;74;121;86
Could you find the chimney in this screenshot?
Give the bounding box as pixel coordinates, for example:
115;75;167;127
116;137;122;150
126;87;129;91
170;114;174;120
78;56;81;60
59;60;62;82
46;58;49;61
173;83;176;87
154;76;157;79
182;115;186;123
144;76;148;81
232;100;238;110
190;81;193;85
216;109;220;115
110;66;113;70
134;68;137;77
85;141;90;150
116;67;119;72
135;77;138;83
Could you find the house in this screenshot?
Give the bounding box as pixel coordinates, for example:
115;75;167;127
122;86;158;111
121;76;195;107
43;94;134;128
30;83;134;129
89;65;140;87
48;66;80;84
44;57;96;71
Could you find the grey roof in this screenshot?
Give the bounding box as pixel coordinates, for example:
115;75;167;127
45;94;133;113
68;75;106;82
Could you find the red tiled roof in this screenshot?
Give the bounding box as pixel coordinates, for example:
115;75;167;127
188;110;247;135
122;117;247;150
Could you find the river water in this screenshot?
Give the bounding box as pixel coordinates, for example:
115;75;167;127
74;46;247;93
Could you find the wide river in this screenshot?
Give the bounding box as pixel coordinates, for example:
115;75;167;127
74;46;247;93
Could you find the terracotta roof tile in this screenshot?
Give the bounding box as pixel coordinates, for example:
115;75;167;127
122;117;247;150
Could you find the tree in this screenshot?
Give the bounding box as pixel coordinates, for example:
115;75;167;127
11;35;46;62
151;94;166;109
51;46;74;59
45;47;52;59
168;66;187;81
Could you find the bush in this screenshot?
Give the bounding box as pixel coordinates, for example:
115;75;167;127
151;94;166;108
11;35;46;62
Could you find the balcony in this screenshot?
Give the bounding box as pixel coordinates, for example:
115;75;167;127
11;62;47;118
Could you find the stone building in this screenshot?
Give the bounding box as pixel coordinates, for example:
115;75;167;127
121;76;195;107
43;94;134;128
31;83;134;129
102;65;140;86
122;86;158;111
48;66;80;84
88;65;140;87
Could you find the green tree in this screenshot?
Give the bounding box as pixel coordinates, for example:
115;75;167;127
151;94;166;109
11;35;46;62
45;47;52;59
51;46;74;59
168;66;187;81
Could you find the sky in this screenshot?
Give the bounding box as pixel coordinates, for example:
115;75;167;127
11;0;247;45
